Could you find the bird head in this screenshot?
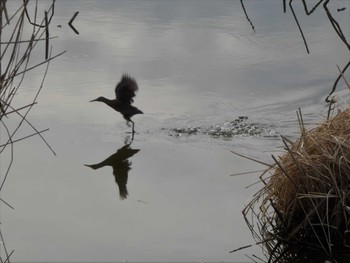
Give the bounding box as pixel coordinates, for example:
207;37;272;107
90;96;104;102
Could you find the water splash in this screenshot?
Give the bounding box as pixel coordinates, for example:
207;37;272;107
169;116;278;138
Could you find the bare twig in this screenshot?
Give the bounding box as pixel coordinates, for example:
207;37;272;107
4;102;56;155
323;0;350;50
1;102;37;116
0;120;13;195
0;128;50;148
0;228;10;263
23;0;55;28
45;11;49;59
1;35;58;44
288;0;309;54
68;11;79;34
0;197;14;210
230;169;266;176
337;64;350;90
231;150;273;167
5;50;66;81
240;0;255;32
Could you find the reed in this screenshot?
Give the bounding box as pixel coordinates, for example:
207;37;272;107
0;1;64;261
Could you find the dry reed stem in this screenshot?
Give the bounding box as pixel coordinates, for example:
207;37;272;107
0;1;64;261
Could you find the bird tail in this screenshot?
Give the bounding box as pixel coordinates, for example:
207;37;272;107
118;185;128;200
131;106;143;115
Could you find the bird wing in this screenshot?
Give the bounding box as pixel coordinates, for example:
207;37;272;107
113;160;130;199
115;74;139;105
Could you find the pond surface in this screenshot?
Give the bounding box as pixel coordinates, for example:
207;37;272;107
1;0;349;262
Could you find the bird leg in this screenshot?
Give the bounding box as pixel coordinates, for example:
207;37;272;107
129;121;135;141
130;130;135;141
130;120;135;135
126;120;136;136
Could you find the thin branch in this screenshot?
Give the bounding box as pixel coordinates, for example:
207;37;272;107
3;50;66;81
231;150;273;167
0;197;14;210
23;0;55;28
1;102;37;116
0;128;50;148
0;35;58;44
325;61;350;102
240;0;255;32
45;11;49;59
230;238;275;253
0;120;13;198
1;0;10;25
301;0;324;15
3;249;14;263
68;11;79;34
0;49;61;155
337;64;350;90
230;169;266;176
289;0;310;54
323;0;350;50
6;102;56;155
0;229;10;263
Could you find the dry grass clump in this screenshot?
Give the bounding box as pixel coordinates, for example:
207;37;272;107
243;109;350;263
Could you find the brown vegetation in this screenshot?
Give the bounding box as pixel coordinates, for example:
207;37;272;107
243;108;350;263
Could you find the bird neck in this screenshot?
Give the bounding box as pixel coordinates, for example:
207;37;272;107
98;97;115;108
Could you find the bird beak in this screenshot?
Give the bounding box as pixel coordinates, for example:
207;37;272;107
90;99;97;102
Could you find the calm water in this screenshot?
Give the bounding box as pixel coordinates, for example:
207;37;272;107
1;0;349;262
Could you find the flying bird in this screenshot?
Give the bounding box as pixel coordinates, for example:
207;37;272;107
90;74;143;134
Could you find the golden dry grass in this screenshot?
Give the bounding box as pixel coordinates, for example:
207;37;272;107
244;109;350;263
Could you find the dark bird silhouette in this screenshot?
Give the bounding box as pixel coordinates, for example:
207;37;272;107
90;74;143;135
85;143;140;200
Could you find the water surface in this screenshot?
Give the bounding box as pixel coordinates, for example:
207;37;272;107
1;0;349;262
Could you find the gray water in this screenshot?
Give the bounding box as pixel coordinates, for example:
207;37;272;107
1;0;350;262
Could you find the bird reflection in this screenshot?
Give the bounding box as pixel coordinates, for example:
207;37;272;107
85;142;140;200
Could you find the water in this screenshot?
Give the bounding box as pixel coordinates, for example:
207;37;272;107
1;0;349;262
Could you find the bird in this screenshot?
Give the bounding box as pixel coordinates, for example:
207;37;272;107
90;74;143;135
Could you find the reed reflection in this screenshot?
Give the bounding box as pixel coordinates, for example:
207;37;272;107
85;142;140;200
